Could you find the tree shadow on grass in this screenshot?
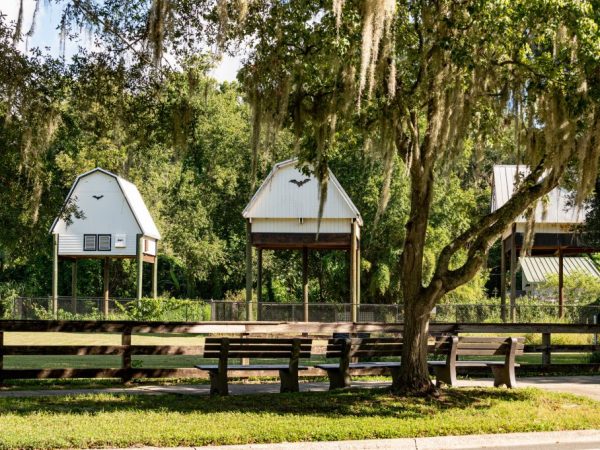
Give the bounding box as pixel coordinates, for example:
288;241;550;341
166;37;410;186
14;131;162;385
0;387;543;420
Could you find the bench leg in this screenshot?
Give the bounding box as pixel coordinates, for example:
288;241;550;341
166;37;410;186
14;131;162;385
491;365;517;388
209;370;228;396
327;369;351;390
279;369;300;393
433;365;456;387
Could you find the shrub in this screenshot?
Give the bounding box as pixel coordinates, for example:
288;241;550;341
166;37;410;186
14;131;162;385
537;270;600;304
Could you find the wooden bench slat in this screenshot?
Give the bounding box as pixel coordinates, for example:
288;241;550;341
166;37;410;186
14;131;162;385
196;365;310;371
205;338;311;344
204;351;311;359
456;349;508;356
458;337;525;343
204;344;311;352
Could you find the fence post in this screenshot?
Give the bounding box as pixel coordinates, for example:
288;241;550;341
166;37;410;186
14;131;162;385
122;326;132;383
0;330;3;385
210;300;215;321
542;332;551;366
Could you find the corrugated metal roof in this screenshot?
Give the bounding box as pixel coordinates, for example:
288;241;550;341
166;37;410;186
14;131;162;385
50;168;161;239
243;159;363;225
519;256;600;283
491;165;584;224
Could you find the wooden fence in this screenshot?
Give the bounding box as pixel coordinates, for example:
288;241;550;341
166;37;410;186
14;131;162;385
0;320;599;381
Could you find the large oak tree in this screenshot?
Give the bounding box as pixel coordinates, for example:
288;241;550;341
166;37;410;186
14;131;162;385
14;0;600;392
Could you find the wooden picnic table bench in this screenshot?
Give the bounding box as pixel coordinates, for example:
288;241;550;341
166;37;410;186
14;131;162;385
195;337;313;395
315;336;456;390
429;336;525;388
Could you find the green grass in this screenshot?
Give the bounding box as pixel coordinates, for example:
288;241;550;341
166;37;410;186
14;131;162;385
0;388;597;449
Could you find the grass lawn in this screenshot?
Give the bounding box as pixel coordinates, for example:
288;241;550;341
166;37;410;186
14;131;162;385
0;388;598;449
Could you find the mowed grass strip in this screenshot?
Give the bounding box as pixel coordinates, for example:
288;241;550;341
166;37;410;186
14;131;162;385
0;388;598;449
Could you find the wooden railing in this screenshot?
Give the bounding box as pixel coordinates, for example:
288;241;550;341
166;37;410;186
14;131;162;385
0;321;598;381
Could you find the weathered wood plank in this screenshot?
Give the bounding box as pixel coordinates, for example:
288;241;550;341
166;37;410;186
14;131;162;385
2;346;124;355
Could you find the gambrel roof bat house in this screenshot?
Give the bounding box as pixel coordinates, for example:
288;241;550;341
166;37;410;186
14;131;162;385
49;168;161;315
51;168;160;256
243;158;363;322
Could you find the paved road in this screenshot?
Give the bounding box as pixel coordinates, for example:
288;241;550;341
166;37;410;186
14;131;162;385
106;430;600;450
456;376;600;402
1;376;599;401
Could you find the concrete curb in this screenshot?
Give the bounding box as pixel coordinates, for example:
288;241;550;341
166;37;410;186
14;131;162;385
105;430;600;450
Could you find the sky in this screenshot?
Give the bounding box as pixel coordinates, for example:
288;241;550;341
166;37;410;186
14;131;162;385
0;0;241;82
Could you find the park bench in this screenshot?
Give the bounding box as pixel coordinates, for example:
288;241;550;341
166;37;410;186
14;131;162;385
315;336;456;390
195;337;313;395
428;336;525;388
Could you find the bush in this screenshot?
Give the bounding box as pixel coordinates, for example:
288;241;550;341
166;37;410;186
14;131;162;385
115;297;210;321
537;270;600;304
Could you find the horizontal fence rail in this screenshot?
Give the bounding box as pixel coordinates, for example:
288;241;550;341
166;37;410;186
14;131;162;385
0;321;599;381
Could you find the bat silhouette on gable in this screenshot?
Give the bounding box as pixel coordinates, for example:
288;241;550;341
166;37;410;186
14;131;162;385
92;195;104;200
289;178;310;187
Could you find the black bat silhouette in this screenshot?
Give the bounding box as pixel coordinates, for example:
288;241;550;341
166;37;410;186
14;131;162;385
289;178;310;187
92;195;104;200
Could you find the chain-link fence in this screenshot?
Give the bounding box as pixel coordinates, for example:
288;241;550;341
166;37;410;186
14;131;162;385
4;297;210;321
3;297;600;323
212;301;600;324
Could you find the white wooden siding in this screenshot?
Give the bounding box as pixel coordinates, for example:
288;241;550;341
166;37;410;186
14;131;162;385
251;218;351;234
59;234;139;256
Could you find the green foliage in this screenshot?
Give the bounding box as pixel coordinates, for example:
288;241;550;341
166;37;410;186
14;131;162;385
538;271;600;305
115;297;210;321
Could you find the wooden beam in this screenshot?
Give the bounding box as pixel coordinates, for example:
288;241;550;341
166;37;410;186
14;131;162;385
142;254;156;264
251;232;351;249
121;327;132;383
245;220;253;321
500;237;506;322
302;247;309;322
257;248;263;321
509;223;517;322
136;235;143;303
52;234;58;319
103;258;110;318
71;260;78;315
350;221;357;322
558;247;564;318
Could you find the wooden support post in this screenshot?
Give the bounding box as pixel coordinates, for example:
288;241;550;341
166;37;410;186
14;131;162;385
245;220;253;321
302;247;309;322
152;249;158;300
121;327;132;383
52;234;58;319
542;332;551;366
136;235;143;304
0;331;4;385
558;248;564;318
71;260;78;315
356;231;361;312
500;238;507;323
257;248;263;321
509;223;517;322
103;258;110;318
350;221;357;322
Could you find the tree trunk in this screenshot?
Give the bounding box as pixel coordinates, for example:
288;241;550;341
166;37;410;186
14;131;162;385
395;298;435;394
